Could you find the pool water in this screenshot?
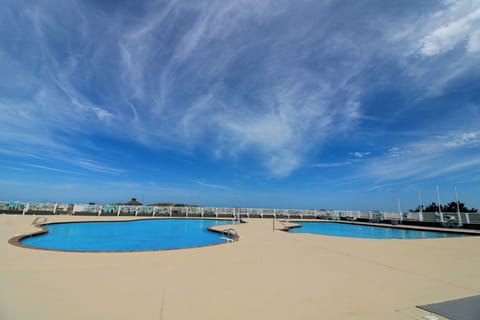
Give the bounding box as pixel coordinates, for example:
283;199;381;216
288;222;469;239
20;219;234;251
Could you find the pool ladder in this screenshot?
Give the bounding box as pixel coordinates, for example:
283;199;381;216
32;216;47;226
221;228;239;243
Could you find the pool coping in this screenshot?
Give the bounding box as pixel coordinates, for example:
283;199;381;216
8;217;241;253
283;219;480;236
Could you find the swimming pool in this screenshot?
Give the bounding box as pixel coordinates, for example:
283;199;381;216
288;222;469;239
19;219;234;252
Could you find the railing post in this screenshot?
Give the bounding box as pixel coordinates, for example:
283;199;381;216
397;199;403;222
454;187;463;225
436;185;444;223
22;202;29;215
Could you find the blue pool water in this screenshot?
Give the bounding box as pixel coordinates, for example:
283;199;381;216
20;219;234;251
289;222;469;239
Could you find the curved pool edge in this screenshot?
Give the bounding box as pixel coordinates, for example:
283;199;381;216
286;220;480;239
8;217;242;253
314;220;480;234
8;224;50;250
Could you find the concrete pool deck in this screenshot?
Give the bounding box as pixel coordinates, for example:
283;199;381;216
1;215;480;320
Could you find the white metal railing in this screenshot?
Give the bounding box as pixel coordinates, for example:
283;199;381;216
1;201;479;226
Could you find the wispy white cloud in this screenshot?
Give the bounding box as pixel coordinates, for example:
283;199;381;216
0;164;28;172
422;158;480;180
351;152;371;158
376;0;480;98
467;29;480;52
0;0;414;178
71;159;125;175
193;180;229;190
313;162;352;168
0;0;478;185
22;163;81;175
419;8;480;56
442;130;480;148
359;130;480;182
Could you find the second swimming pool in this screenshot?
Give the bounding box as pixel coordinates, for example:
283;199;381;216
19;219;234;252
288;222;469;239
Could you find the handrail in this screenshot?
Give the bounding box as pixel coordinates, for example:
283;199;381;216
222;228;239;242
2;200;480;227
32;216;47;226
278;219;289;229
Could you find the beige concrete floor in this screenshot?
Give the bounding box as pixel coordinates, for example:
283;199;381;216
1;215;479;320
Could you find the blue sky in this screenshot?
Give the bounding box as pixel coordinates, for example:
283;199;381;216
1;0;480;211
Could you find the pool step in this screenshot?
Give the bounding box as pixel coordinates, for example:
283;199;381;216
221;228;239;243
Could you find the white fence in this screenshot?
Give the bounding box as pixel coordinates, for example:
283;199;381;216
0;201;69;214
1;201;479;226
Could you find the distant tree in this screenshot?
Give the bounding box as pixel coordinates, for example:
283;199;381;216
411;201;477;213
424;202;440;212
442;201;477;213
